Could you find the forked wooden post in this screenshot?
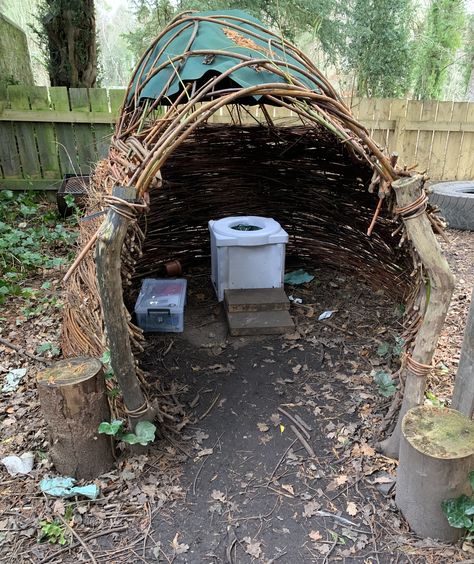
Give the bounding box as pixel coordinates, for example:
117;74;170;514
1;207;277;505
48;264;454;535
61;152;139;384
95;186;153;430
380;175;455;459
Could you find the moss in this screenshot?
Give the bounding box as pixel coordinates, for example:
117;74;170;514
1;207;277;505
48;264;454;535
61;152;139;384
0;14;34;86
403;405;474;459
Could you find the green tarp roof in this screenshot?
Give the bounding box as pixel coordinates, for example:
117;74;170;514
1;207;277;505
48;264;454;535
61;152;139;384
130;10;319;104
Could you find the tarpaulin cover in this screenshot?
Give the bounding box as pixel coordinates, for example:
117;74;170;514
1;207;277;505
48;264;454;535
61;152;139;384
129;10;319;103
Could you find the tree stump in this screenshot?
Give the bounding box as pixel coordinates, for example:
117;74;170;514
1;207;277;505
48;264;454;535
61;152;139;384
396;405;474;541
37;357;114;480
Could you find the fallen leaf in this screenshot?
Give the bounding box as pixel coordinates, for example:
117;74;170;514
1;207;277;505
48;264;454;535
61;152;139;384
171;533;189;554
211;490;226;502
52;499;65;516
309;530;322;541
292;364;302;375
270;413;281;426
314;543;331;555
352;443;375;457
303;500;321;518
257;422;269;432
281;484;294;495
243;537;262;558
346;501;358;516
335;474;348;486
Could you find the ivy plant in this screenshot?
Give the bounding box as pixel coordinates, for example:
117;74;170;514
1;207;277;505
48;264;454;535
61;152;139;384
373;370;397;397
442;471;474;538
98;420;156;446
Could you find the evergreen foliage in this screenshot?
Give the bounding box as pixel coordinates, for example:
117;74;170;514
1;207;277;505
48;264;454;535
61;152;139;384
344;0;415;98
412;0;466;100
123;0;347;64
35;0;98;87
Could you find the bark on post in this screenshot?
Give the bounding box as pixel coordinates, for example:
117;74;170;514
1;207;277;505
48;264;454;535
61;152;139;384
452;287;474;417
95;186;153;429
37;357;114;480
380;175;455;459
396;405;474;541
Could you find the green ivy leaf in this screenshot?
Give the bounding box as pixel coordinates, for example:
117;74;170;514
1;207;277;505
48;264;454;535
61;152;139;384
442;496;474;529
100;350;111;364
98;419;123;436
392;336;405;357
376;342;390;357
121;421;156;446
374;370;396;397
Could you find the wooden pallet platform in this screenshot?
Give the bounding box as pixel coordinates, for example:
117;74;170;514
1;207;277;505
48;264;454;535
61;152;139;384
226;308;295;336
224;288;290;313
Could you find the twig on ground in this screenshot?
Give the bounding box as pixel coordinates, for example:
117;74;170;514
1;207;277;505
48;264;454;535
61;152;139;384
225;528;237;564
290;424;315;457
56;514;97;564
162;340;174;357
269;438;298;482
278;407;310;439
329;473;365;502
37;526;128;563
316;510;370;533
192;432;224;495
266;552;288;563
322;537;338;564
0;336;50;364
142;502;152;558
199;393;220;421
294;413;312;431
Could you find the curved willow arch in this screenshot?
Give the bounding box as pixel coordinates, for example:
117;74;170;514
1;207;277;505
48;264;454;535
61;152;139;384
62;11;443;387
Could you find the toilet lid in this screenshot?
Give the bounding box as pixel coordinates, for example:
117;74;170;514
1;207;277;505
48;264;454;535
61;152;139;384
209;216;288;246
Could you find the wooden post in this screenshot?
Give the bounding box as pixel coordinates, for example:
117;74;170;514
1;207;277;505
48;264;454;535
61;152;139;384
396;406;474;541
380;175;455;459
37;357;114;480
452;287;474;417
95;185;153;429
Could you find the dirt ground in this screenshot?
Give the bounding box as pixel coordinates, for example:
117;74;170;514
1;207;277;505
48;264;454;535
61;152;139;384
0;228;473;563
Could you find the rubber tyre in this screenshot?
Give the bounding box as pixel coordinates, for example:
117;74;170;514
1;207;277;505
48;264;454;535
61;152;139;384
429;181;474;231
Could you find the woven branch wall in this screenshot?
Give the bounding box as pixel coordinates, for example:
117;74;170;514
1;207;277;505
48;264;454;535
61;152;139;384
133;124;411;298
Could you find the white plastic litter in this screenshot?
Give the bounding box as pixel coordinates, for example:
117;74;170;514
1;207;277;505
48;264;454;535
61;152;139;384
1;452;34;476
2;368;27;392
318;310;335;321
288;295;303;304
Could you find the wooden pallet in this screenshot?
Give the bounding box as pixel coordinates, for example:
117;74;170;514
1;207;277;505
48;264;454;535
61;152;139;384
224;288;294;336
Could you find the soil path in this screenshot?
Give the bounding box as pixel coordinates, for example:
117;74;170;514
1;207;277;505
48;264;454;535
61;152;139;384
140;269;416;563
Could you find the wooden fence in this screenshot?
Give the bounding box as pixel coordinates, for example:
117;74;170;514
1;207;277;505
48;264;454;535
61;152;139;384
0;85;473;190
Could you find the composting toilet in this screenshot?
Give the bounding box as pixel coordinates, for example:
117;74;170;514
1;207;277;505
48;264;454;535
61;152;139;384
209;216;288;301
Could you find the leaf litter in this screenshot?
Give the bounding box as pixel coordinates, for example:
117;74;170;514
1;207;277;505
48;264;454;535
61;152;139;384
0;209;472;563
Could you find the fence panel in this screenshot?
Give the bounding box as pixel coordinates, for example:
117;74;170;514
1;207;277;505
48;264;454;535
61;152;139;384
458;103;474;180
0;86;473;189
50;87;80;178
9;85;42;179
29;85;61;180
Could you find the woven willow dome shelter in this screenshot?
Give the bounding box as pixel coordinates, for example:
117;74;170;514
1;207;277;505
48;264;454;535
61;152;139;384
62;10;454;457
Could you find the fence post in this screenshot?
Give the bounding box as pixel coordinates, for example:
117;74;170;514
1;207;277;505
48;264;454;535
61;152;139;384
392;114;406;157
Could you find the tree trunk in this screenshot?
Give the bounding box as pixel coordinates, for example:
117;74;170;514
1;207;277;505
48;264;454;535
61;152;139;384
380;175;455;459
39;0;97;87
37;357;114;480
396;405;474;541
95;186;154;430
452;287;474;417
